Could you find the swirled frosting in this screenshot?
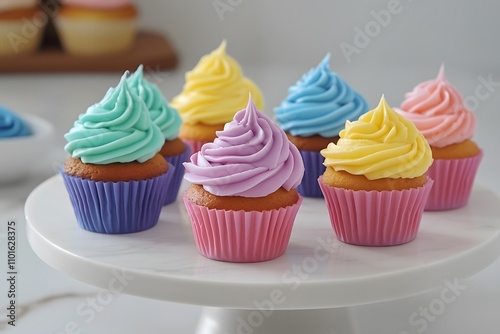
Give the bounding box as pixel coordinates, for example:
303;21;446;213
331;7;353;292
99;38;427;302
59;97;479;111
321;96;432;180
127;64;182;141
61;0;133;9
64;72;164;164
170;40;264;125
397;65;476;147
0;106;32;138
184;95;304;197
275;54;368;137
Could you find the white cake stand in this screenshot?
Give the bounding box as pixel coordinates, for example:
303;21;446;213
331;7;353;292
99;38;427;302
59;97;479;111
25;175;500;334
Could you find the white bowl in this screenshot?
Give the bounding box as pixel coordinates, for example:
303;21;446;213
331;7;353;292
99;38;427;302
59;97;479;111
0;114;54;184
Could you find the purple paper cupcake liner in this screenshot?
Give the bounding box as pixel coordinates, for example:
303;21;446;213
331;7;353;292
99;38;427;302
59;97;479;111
425;151;483;211
319;177;433;246
298;150;326;198
60;167;173;234
163;144;191;205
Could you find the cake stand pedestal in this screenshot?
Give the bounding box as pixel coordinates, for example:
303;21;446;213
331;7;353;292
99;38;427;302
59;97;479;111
195;308;357;334
25;176;500;334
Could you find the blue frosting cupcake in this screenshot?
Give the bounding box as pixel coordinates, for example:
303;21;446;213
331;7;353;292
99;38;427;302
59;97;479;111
274;54;368;197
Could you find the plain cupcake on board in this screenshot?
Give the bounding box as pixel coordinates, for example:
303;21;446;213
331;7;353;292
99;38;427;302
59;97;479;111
55;0;137;55
61;72;173;234
397;65;482;211
319;95;434;246
127;64;189;205
0;0;45;56
274;54;368;197
170;40;264;153
183;94;304;263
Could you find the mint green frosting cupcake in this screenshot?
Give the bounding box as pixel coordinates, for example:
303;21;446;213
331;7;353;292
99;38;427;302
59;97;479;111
64;72;165;164
127;65;182;141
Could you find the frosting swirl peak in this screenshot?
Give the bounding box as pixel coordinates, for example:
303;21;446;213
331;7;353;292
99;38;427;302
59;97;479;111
321;96;432;180
184;95;304;197
127;64;182;141
398;65;476;147
64;72;165;164
170;41;264;125
275;54;368;137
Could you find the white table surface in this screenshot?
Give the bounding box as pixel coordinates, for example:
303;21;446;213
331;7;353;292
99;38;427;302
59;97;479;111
1;63;499;333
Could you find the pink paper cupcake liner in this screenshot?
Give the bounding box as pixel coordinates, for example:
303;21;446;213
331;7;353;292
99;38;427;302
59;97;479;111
182;139;209;154
163;144;191;205
318;177;433;246
425;151;483;211
182;195;303;262
297;150;326;198
60;166;173;234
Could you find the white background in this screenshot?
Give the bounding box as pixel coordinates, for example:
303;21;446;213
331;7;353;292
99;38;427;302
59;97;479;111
1;0;499;333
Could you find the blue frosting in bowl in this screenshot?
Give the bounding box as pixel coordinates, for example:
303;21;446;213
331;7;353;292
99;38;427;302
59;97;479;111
0;106;32;138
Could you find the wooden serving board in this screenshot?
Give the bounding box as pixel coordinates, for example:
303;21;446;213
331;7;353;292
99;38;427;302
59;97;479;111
0;31;178;73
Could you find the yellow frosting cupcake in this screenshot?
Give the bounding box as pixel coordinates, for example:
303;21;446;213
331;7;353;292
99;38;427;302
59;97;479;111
318;95;434;246
321;95;432;190
171;40;264;152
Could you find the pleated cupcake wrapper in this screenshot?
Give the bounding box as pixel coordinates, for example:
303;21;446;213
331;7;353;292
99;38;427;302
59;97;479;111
163;144;191;205
183;196;303;263
182;139;209;155
318;177;433;246
425;151;483;211
60;166;173;234
298;150;326;198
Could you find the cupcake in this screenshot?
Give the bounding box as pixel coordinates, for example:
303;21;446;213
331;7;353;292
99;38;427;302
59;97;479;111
170;40;264;153
127;64;190;205
0;0;45;56
55;0;137;56
275;54;368;197
61;72;173;234
319;96;434;246
397;65;482;211
183;95;304;262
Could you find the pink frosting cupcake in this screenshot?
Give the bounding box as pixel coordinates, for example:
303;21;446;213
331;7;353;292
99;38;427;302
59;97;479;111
397;65;483;211
182;95;304;262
